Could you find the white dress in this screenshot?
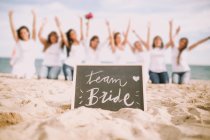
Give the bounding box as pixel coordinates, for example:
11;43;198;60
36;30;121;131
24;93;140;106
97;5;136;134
172;47;190;72
43;42;63;67
11;39;36;78
64;41;86;67
149;48;167;73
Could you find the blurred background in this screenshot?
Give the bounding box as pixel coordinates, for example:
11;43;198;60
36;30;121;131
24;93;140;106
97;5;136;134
0;0;210;79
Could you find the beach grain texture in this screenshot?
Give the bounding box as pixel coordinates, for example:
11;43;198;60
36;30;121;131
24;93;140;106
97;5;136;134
0;73;210;140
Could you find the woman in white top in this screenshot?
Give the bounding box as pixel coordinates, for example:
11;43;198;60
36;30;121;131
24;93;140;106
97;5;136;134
128;23;151;81
38;17;65;79
63;17;86;81
169;21;210;84
84;20;100;64
9;10;37;79
145;21;178;84
105;20;135;64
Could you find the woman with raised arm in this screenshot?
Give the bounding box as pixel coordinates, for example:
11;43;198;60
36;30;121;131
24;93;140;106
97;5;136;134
63;17;86;81
38;17;66;80
105;20;135;64
170;21;210;84
130;23;151;81
84;19;101;64
146;21;175;84
9;10;37;78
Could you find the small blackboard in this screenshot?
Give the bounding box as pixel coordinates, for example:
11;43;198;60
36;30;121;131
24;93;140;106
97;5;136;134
71;65;146;111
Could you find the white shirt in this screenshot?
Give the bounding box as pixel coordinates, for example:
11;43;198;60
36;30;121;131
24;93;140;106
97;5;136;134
85;47;100;64
149;48;167;73
43;42;63;66
64;41;86;67
172;47;190;72
11;39;36;78
84;39;100;64
98;45;115;63
114;45;136;64
134;51;150;64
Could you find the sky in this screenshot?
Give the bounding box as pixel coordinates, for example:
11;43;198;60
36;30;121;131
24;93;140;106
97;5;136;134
0;0;210;65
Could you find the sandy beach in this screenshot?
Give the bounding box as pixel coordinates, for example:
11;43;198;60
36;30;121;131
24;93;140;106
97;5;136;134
0;73;210;140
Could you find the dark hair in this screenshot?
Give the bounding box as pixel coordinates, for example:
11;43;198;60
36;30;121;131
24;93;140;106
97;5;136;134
134;41;140;47
89;35;99;47
65;29;75;57
17;26;30;40
47;31;58;44
177;37;188;65
152;36;164;49
114;32;120;46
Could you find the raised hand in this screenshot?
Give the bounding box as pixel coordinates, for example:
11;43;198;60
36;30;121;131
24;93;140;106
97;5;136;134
8;10;14;18
86;21;89;27
105;20;110;27
132;30;137;34
31;10;37;40
169;20;173;25
31;10;36;17
79;16;83;23
147;21;151;28
55;16;61;27
175;26;181;35
8;10;18;42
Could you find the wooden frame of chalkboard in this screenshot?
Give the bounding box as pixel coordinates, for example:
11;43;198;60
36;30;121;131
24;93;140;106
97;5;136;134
71;64;147;111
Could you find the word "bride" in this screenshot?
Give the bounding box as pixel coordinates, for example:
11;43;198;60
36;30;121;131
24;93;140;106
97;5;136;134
85;88;134;107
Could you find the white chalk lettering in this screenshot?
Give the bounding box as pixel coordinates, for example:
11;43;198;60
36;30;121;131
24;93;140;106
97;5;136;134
85;88;134;107
124;93;134;106
86;88;99;106
85;70;127;87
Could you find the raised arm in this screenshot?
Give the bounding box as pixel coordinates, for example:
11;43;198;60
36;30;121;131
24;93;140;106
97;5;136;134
188;36;210;51
146;22;151;50
55;16;69;47
31;10;36;41
122;19;131;46
128;41;135;53
133;30;148;50
80;16;84;41
8;10;18;42
105;20;115;52
38;18;48;47
165;20;174;48
173;26;180;39
167;20;181;48
86;20;90;39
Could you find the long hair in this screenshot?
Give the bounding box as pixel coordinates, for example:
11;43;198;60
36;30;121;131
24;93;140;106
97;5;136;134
65;29;74;57
177;37;188;65
47;31;58;44
152;36;164;49
43;31;59;52
89;35;99;47
17;26;30;40
114;32;120;46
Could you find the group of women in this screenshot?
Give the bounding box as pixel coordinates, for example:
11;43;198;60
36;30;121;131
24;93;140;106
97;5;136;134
8;11;210;84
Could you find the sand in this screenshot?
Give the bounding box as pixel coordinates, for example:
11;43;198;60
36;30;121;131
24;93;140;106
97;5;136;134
0;73;210;140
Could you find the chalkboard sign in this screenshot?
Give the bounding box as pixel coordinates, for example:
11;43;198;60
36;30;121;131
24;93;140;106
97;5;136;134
71;65;146;111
